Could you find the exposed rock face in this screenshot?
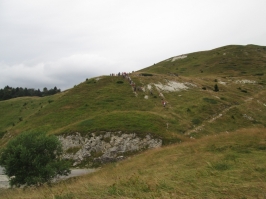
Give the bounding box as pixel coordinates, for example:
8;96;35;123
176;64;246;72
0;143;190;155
58;132;162;166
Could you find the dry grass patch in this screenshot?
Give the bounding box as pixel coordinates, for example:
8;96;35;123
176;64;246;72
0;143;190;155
1;128;266;198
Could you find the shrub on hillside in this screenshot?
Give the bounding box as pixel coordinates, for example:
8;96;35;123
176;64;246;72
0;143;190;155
141;73;153;76
214;84;219;92
0;131;70;187
0;131;6;139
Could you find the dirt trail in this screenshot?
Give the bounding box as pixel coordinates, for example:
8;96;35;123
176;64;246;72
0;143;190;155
184;95;259;136
185;105;235;136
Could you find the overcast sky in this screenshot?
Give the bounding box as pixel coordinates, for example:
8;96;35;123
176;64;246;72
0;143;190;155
1;0;266;91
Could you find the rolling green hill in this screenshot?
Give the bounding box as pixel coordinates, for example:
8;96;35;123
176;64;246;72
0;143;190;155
141;44;266;77
1;44;266;198
1;44;266;146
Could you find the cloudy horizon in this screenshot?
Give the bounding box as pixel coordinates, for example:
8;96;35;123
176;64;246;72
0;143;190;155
1;0;266;91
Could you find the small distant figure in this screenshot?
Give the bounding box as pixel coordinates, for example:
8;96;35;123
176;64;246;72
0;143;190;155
162;100;166;107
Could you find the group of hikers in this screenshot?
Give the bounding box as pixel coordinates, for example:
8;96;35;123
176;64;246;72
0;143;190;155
123;72;143;92
110;72;133;77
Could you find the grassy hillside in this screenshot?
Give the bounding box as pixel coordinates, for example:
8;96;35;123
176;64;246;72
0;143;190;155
0;76;174;146
1;128;265;198
141;45;266;77
1;44;266;148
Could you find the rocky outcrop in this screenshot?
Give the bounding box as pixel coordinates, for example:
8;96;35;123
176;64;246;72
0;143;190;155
58;132;162;166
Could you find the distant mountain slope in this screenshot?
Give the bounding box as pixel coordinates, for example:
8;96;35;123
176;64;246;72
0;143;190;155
1;44;266;148
140;44;266;77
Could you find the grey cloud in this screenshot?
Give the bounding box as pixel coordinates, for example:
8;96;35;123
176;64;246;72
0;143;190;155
0;53;124;91
1;0;266;91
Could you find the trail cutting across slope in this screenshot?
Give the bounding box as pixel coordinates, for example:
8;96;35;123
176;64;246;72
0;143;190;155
184;95;263;136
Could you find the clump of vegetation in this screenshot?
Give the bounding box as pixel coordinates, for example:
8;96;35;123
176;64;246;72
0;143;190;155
238;87;248;93
141;73;153;76
214;84;219;92
86;79;96;84
192;118;201;125
212;162;230;171
103;136;111;143
116;81;124;84
203;98;217;104
66;146;80;154
254;73;264;76
0;131;6;139
0;131;70;187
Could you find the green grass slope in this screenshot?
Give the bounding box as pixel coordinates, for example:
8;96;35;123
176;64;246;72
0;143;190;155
141;45;266;77
1;44;266;148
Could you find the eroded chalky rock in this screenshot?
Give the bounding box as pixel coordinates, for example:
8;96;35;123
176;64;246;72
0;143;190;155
58;132;162;166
